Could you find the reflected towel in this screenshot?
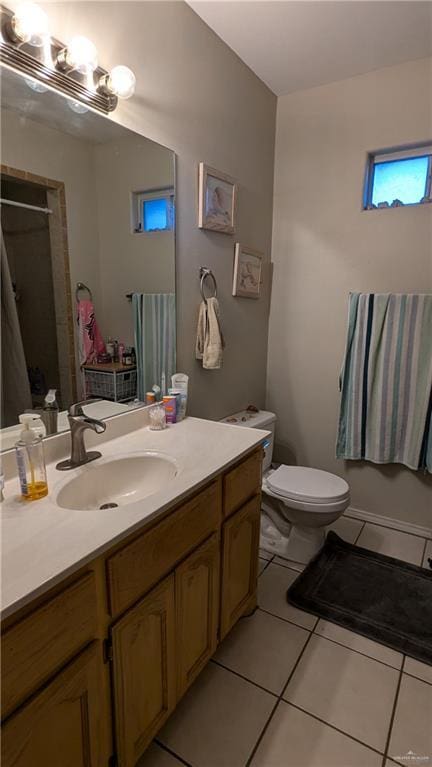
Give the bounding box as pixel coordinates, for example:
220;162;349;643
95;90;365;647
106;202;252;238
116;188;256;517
195;297;224;370
336;293;432;472
76;299;106;365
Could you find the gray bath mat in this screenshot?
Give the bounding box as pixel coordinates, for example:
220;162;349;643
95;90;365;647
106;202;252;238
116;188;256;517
287;531;432;666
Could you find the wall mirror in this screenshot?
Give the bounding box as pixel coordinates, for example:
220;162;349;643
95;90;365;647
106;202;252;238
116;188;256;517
0;66;176;451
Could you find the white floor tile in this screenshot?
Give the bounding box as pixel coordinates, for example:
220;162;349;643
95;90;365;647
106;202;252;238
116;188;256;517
388;674;432;765
273;556;304;572
356;524;425;565
258;563;317;630
423;539;432;569
403;656;432;685
136;743;183;767
251;701;383;767
158;663;275;767
259;549;274;561
315;620;403;669
214;609;309;694
327;516;363;543
283;634;399;752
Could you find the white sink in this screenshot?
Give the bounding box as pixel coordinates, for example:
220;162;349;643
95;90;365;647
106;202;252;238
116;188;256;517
56;453;178;511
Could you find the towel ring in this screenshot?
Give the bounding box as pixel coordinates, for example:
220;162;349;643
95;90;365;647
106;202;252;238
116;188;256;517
76;282;93;302
199;267;217;303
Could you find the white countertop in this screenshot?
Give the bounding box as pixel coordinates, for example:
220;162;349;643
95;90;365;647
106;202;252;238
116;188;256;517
1;415;267;620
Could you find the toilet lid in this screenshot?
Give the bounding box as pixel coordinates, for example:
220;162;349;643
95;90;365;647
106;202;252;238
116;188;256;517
266;466;350;504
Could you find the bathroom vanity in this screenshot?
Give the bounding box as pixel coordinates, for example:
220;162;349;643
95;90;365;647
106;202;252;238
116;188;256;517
0;414;266;767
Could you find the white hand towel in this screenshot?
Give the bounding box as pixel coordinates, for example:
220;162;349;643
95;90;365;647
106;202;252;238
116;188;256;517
195;297;224;369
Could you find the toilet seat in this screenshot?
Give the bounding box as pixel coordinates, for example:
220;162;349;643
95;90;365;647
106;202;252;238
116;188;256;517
264;466;350;510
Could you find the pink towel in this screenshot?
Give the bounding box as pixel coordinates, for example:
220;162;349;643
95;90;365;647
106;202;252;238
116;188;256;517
76;299;106;365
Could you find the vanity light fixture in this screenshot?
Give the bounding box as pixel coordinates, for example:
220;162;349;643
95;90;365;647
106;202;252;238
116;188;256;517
57;35;98;74
0;2;136;114
98;65;136;99
8;1;49;47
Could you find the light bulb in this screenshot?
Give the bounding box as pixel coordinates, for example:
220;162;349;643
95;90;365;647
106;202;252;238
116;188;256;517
11;2;49;47
67;99;89;114
107;65;136;99
25;77;48;93
99;65;136;99
60;35;98;73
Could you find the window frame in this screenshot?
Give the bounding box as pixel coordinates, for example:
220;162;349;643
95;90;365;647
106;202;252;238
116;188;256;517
132;187;175;234
363;143;432;211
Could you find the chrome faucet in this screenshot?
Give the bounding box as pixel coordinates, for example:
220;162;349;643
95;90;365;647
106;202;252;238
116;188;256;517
56;401;106;471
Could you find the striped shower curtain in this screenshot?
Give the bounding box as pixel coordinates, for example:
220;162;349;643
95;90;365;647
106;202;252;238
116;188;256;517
336;293;432;472
132;293;176;401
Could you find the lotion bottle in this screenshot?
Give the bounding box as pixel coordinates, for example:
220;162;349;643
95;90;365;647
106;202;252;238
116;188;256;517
15;415;48;501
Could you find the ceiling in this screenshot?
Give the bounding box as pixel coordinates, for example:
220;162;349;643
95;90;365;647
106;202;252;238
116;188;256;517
187;1;432;96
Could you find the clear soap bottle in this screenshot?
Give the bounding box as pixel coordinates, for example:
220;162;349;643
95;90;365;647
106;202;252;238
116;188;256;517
15;414;48;501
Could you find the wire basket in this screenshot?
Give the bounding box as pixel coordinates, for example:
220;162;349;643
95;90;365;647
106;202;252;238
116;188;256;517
84;368;137;402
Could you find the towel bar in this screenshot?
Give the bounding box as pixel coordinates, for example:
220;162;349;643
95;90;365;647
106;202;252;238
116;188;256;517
199;267;217;303
76;282;93;302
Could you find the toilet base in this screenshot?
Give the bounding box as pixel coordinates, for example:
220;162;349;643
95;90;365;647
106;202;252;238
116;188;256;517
260;512;326;564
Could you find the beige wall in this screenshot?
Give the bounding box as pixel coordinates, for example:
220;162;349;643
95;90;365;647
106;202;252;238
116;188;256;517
93;134;175;345
1;108;101;310
40;0;276;419
268;58;432;528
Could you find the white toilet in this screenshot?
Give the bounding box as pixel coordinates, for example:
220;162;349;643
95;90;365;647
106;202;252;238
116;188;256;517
222;410;350;564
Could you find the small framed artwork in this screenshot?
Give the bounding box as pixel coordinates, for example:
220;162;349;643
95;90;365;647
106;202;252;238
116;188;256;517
232;243;263;299
198;162;237;234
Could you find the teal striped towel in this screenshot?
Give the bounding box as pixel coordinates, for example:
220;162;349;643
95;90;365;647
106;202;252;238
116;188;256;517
336;293;432;472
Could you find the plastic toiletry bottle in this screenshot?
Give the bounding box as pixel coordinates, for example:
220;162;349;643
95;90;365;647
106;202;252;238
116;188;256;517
171;373;189;420
43;389;59;435
15;414;48;501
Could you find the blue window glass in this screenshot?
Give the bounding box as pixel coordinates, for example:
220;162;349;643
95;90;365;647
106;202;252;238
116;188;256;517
371;156;429;206
143;198;168;231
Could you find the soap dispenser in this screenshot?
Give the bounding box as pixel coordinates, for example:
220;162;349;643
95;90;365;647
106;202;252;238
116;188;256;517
15;414;48;501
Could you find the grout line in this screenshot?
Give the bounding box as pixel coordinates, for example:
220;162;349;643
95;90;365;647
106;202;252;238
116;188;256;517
353;521;366;545
270;559;304;574
381;657;405;767
311;628;403;671
245;631;315;766
258;606;318;632
402;669;432;687
421;537;429;568
210;658;278;698
284;701;387;759
258;557;273;577
154;739;193;767
349;518;430;542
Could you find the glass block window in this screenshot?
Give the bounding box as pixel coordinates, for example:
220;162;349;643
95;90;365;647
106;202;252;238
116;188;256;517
132;188;175;232
364;145;431;210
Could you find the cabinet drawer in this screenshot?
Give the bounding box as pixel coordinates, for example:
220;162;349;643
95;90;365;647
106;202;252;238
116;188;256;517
107;480;221;617
1;572;98;718
223;449;262;518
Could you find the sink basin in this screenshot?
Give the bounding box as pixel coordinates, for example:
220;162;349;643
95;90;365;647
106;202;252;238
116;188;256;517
56;453;178;510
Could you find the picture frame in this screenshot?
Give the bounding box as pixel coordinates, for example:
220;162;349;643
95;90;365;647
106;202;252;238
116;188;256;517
198;162;237;234
232;243;263;299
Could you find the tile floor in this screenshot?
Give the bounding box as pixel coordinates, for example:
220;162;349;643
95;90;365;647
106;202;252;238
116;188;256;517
138;514;432;767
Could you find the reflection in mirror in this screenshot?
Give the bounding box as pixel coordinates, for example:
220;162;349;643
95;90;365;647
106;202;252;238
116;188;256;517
0;67;176;451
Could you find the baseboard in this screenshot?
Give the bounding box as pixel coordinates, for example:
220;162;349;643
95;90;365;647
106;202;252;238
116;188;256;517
345;506;432;540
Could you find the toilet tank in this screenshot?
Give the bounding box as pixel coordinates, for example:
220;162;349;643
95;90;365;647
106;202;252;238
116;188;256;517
220;410;276;472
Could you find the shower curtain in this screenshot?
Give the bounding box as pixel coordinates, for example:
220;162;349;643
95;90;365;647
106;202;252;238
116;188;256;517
1;226;32;427
132;293;176;401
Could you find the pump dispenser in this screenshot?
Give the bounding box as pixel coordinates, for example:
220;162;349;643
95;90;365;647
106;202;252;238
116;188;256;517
15;415;48;500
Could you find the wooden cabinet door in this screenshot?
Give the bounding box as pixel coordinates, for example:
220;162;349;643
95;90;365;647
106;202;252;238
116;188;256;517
111;574;176;767
1;643;106;767
220;494;261;639
175;534;220;698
